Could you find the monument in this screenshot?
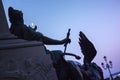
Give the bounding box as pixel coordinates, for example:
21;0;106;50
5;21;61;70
0;0;58;80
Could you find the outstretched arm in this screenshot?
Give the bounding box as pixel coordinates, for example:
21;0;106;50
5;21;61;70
79;31;97;65
42;35;71;45
42;29;71;45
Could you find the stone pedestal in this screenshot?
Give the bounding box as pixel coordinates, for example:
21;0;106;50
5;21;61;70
0;39;57;80
0;0;58;80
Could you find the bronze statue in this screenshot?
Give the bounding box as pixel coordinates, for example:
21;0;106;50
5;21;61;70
79;32;104;80
8;7;71;45
8;6;103;80
48;32;104;80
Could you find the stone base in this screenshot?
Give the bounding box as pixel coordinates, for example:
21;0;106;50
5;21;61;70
0;36;58;80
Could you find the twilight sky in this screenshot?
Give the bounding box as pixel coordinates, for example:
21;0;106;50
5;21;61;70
3;0;120;78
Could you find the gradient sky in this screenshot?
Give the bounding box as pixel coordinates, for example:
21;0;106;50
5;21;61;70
3;0;120;78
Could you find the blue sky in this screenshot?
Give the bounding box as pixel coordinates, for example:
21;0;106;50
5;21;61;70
3;0;120;78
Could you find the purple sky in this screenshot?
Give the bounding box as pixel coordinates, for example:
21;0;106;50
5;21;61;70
3;0;120;78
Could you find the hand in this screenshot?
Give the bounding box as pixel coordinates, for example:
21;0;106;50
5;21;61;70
75;55;81;60
79;31;97;63
63;37;71;44
64;28;71;46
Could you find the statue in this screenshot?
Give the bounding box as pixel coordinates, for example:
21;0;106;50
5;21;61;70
8;6;104;80
8;7;70;45
46;32;104;80
78;32;104;80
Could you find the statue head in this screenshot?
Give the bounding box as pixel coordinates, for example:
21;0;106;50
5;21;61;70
8;7;24;24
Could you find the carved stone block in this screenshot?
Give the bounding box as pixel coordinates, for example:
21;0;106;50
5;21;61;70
0;40;58;80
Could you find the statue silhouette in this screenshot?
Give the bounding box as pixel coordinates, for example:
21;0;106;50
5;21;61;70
8;7;71;45
8;6;103;80
79;31;104;80
50;31;104;80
